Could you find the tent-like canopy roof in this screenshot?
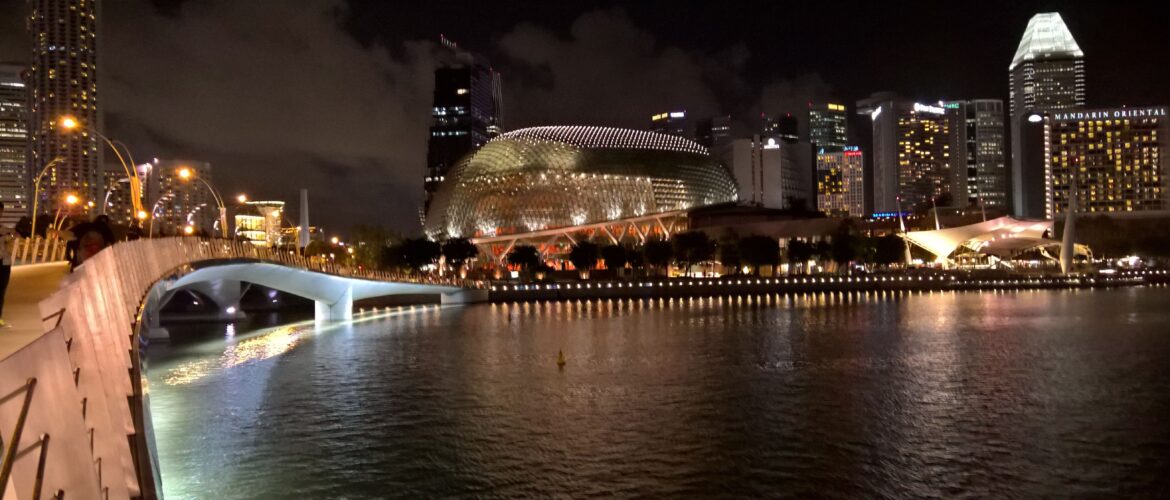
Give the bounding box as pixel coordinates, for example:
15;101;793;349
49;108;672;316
903;216;1054;259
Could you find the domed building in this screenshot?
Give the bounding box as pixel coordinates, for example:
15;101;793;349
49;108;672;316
425;126;738;240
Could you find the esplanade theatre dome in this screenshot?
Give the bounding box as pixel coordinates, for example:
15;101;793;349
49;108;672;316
425;126;738;239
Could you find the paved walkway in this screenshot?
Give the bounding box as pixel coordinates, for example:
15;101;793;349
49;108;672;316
1;262;69;361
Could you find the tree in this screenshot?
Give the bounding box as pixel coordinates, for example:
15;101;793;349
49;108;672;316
875;234;906;268
401;237;441;272
644;239;673;274
672;231;715;277
786;238;813;274
719;239;741;274
830;221;859;272
350;224;399;269
304;240;329;258
506;245;542;271
600;245;628;271
740;235;779;275
568;241;600;273
441;238;479;271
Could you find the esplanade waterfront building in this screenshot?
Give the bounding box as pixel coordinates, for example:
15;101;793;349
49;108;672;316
425;126;738;259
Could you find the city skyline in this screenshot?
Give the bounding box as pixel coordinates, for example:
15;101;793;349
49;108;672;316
0;0;1167;232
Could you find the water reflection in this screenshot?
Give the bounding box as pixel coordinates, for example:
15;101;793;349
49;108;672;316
149;288;1170;498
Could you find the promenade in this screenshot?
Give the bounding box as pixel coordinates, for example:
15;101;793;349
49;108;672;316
0;262;68;361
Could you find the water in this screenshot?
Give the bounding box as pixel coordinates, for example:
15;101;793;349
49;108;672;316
147;287;1170;499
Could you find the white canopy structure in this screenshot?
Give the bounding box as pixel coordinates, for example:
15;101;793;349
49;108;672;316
903;216;1056;261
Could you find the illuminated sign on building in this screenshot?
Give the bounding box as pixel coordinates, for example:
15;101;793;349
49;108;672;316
1052;107;1167;121
827;103;845;111
913;103;946;115
670;111;686;118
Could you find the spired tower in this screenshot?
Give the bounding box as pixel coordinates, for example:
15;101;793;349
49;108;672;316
1009;12;1084;218
27;0;102;212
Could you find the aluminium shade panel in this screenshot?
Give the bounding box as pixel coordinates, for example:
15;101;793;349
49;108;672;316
425;126;738;239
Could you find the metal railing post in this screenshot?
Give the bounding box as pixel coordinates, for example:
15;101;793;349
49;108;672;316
0;378;38;487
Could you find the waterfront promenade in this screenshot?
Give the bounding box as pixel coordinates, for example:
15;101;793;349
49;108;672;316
487;271;1164;302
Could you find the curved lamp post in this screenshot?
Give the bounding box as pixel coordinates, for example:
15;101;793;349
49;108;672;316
177;167;228;238
29;156;66;238
58;116;146;219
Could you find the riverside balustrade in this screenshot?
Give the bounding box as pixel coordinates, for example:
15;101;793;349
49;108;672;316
8;236;69;265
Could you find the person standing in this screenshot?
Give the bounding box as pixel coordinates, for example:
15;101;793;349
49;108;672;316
0;202;13;328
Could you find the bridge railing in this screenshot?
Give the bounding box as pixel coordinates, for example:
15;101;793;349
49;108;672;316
0;236;480;500
9;236;69;265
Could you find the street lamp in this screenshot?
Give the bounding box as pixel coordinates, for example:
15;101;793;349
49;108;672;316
52;193;81;233
29;156;66;238
176;166;227;238
237;194;248;204
147;192;174;238
57;115;146;218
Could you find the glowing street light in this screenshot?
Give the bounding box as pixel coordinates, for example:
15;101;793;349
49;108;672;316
237;194;248;204
183;225;195;235
56;115;145;218
65;194;79;205
330;236;340;245
52;192;82;232
136;210;149;220
175;166;228;238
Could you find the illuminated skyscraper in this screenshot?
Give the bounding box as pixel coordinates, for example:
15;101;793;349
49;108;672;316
1010;12;1085;217
650;110;688;137
27;0;102;209
817;147;865;216
1040;107;1168;218
808;102;848;153
0;64;29;228
858;93;956;214
424;36;503;218
945;99;1008;209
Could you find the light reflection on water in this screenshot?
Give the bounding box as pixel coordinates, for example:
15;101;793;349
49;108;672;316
147;288;1170;499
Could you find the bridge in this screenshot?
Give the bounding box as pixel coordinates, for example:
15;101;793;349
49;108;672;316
0;238;484;500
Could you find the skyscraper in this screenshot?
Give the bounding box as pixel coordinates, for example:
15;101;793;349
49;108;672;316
808;102;848;153
817;147;865;216
695;115;732;150
1009;12;1085;217
650;110;688;137
1040;107;1168;218
760;113;799;143
858;93;956;214
27;0;102;210
729;135;815;210
945;99;1008;210
143;159;216;235
424;36;503;218
0;64;29;228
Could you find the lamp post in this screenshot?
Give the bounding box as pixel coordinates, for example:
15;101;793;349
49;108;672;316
29;156;66;238
51;193;81;234
57;116;146;218
177;167;228;238
147;193;174;238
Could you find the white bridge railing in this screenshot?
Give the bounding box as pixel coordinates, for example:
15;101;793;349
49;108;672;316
0;237;477;500
9;236;69;265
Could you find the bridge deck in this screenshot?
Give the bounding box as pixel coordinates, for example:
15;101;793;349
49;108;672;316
0;262;69;361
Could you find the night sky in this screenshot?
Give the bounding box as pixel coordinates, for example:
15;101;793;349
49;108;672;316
1;0;1167;234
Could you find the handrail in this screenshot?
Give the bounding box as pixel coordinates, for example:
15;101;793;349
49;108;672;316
0;377;38;490
42;308;67;330
32;434;50;500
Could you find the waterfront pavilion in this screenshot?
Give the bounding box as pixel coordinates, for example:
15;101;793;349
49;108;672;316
902;216;1087;266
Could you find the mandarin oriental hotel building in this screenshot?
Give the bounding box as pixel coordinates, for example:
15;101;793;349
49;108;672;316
1042;106;1168;218
424;126;738;259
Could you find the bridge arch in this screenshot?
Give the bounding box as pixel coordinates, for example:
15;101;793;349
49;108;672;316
1;238;482;499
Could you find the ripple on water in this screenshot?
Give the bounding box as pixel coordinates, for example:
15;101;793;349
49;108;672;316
147;288;1170;498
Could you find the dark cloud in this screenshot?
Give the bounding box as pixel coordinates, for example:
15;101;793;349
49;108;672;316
0;1;831;234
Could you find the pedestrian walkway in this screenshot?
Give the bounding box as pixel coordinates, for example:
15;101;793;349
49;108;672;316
0;262;69;360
